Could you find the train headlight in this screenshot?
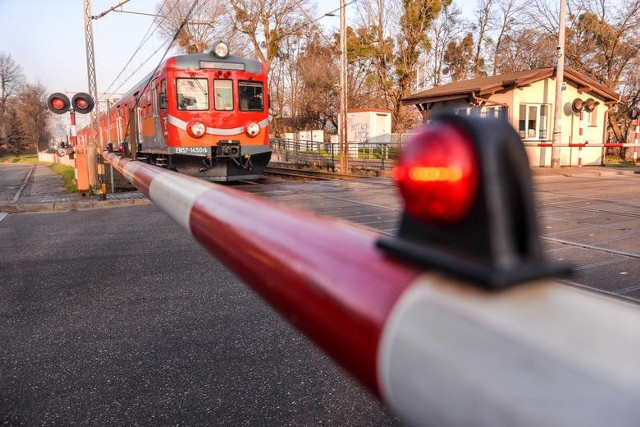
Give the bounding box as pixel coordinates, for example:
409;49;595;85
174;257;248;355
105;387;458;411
245;122;260;137
212;41;229;59
187;120;206;138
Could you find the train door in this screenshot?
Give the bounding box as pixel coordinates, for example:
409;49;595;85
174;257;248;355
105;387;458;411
151;79;164;149
128;97;138;158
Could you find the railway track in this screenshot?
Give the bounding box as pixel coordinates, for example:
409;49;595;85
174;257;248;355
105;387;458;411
263;166;383;181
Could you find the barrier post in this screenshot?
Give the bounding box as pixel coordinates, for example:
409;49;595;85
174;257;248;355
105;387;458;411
634;119;639;165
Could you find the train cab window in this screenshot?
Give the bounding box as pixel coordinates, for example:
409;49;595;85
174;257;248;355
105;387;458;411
214;79;234;111
239;81;264;112
159;80;167;110
176;78;209;111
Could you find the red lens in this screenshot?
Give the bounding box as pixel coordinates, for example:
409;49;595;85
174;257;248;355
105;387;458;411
52;98;65;110
76;99;89;109
394;123;478;225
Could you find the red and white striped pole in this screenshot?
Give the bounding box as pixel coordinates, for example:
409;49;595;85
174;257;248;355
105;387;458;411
634;119;639;165
104;152;640;426
578;110;584;167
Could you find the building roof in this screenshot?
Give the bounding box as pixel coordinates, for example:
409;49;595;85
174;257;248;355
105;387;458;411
403;66;623;106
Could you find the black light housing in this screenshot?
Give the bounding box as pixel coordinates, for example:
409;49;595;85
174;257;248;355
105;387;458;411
47;93;71;114
377;113;571;290
72;92;95;114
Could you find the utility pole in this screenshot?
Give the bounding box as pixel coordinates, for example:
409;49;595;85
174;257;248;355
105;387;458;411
84;0;107;199
551;0;567;168
339;0;349;174
84;0;100;149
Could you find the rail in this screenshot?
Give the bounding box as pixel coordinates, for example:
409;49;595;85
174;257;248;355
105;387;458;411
104;150;640;426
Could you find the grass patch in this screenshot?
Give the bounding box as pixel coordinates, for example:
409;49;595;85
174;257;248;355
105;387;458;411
50;163;77;193
604;156;638;167
0;153;39;164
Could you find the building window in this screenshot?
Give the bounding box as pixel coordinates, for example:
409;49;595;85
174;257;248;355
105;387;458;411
518;104;550;140
588;105;598;127
480;106;508;119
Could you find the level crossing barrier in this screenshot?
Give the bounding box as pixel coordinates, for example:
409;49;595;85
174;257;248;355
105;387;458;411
104;113;640;426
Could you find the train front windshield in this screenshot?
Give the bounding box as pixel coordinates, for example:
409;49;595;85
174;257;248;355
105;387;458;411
177;78;209;111
174;77;265;113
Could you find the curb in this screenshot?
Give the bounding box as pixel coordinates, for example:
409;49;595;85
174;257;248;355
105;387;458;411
0;197;150;213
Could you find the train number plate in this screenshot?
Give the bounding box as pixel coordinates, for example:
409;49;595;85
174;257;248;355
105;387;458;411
172;146;211;156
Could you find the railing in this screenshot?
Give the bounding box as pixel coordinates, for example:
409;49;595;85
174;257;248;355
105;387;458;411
269;138;406;173
523;141;640;167
104;149;640;426
272;138;640;170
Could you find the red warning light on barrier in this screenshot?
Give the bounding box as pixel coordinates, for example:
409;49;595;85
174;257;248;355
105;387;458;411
47;93;71;114
378;113;571;289
393;123;478;225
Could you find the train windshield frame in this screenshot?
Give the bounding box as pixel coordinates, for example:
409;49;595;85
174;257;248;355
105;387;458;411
176;77;209;111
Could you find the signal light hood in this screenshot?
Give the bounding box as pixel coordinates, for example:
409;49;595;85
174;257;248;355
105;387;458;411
377;113;571;290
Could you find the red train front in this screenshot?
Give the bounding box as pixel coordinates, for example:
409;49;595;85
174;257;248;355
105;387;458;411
97;42;271;181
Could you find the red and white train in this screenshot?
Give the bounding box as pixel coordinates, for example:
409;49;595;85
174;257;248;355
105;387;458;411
79;42;271;181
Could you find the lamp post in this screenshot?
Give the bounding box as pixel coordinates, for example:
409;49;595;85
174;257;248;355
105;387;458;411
325;1;349;174
339;0;349;174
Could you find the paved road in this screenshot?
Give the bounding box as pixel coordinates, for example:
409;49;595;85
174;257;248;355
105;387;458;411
0;163;32;203
1;166;639;425
237;172;640;302
0;204;400;426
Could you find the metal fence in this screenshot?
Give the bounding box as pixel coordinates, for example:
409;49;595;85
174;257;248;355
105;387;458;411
269;137;409;173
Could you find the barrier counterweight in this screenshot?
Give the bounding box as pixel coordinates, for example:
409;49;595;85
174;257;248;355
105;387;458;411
104;152;640;426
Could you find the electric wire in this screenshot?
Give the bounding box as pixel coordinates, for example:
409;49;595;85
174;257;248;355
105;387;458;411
118;0;201;149
102;0;174;99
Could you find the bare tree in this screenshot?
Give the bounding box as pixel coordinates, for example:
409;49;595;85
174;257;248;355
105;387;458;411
14;83;50;152
0;53;25;141
156;0;232;54
424;2;463;86
472;0;494;77
491;0;524;75
228;0;313;74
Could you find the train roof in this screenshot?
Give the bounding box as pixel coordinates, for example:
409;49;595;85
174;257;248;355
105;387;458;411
113;51;264;107
173;52;263;74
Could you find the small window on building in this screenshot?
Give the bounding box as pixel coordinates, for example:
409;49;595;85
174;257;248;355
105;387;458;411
176;78;209;111
518;103;550;140
214;79;234;111
480;105;508;119
588;105;598;127
239;81;264;112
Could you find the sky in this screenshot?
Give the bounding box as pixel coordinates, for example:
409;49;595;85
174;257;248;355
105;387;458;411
0;0;347;101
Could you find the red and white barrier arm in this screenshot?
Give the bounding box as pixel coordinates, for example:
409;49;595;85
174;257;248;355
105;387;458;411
104;152;640;426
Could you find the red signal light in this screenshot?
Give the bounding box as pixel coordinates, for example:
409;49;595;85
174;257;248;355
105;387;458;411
47;92;70;114
394;123;478;225
52;98;66;110
72;93;94;114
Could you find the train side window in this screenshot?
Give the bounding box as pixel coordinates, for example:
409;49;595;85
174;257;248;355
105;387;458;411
239;81;264;112
159;80;167;110
176;78;209;111
214;79;234;111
